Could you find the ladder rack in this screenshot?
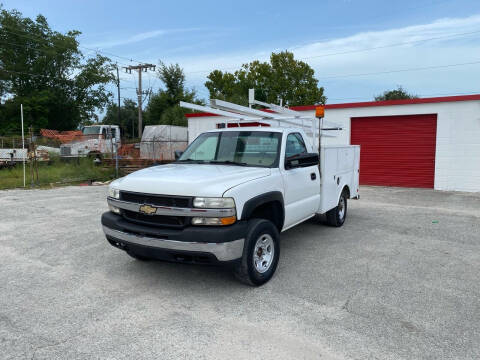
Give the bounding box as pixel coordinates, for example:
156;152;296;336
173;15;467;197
180;89;342;149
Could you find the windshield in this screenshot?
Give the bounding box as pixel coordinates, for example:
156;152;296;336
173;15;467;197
178;131;282;168
82;126;101;135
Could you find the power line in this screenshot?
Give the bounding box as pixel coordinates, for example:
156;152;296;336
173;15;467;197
0;27;136;71
115;59;480;89
317;60;480;80
3;16;480;110
3;58;480;87
3;5;478;79
0;0;455;70
183;29;480;75
80;46;136;65
7;14;474;78
0;39;67;56
0;24;137;66
0;68;70;79
302;30;480;61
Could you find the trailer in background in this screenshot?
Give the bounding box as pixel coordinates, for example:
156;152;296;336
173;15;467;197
140;125;188;161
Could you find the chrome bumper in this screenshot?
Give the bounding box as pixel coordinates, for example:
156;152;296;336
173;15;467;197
103;226;244;262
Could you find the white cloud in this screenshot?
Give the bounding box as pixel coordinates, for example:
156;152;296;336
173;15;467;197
166;15;480;101
294;14;480;60
115;15;480;102
87;28;201;49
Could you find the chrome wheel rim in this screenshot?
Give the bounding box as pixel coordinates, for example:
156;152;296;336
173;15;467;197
338;196;345;220
253;234;275;273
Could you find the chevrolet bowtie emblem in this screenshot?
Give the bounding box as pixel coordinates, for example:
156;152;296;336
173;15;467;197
139;204;157;215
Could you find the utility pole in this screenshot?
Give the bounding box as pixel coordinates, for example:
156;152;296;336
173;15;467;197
115;65;121;179
29;126;34;187
20;104;25;188
124;64;156;139
116;64;121;126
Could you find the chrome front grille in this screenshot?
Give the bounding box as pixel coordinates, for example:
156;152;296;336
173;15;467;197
119;191;193;228
60;146;71;156
120;191;192;208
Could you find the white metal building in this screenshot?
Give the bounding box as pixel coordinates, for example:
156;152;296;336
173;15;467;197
186;95;480;192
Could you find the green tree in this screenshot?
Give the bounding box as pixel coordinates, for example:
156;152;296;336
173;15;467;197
144;62;203;127
375;86;417;101
102;99;139;139
205;51;326;106
0;6;115;135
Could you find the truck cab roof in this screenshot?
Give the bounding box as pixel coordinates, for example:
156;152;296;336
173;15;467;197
204;126;304;134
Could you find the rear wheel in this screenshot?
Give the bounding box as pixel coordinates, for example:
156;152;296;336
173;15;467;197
234;219;280;286
326;190;347;227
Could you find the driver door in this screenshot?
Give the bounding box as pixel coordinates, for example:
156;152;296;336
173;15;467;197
281;132;320;228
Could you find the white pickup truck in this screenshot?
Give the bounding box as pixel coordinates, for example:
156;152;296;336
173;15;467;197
102;123;360;285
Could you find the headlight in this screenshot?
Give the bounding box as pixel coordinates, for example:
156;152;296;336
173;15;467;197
192;216;236;226
193;197;235;209
108;187;120;199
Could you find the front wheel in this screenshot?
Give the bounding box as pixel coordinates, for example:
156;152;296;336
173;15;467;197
326;191;347;227
234;219;280;286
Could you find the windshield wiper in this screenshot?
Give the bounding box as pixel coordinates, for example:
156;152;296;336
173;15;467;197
208;160;248;166
175;158;206;163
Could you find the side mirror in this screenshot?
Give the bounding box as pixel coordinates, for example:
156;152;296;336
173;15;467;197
174;150;184;160
285;153;319;169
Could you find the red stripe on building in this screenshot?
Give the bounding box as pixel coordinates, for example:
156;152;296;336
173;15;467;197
185;94;480;118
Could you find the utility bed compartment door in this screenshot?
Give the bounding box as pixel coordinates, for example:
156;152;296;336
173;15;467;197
319;146;360;214
320;148;340;213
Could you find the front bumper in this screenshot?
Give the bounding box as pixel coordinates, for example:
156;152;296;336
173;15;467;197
101;212;247;262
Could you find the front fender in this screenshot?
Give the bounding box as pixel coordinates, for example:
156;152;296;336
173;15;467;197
223;169;285;220
242;191;284;217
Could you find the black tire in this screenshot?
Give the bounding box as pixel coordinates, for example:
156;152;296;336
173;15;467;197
234;219;280;286
326;190;348;227
88;152;103;160
126;250;151;261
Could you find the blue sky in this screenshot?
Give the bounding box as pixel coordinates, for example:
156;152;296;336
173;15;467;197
4;0;480;107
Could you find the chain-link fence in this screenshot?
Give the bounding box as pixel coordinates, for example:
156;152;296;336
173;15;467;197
0;127;189;189
0;132;116;189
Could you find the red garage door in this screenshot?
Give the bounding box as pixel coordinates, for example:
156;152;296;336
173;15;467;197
351;114;437;188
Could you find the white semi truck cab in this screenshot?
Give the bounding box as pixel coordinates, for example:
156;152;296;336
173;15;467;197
60;125;121;158
101;99;360;286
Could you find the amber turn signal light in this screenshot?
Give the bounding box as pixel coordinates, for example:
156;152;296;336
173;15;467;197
220;216;237;225
315;106;325;118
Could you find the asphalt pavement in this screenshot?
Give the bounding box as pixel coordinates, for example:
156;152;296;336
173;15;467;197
1;185;479;359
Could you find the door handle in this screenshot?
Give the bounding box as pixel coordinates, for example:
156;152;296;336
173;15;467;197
311;173;316;180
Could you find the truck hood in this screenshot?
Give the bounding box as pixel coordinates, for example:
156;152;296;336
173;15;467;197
113;163;271;197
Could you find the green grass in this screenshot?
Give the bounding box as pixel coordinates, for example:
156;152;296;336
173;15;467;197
0;156;116;190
